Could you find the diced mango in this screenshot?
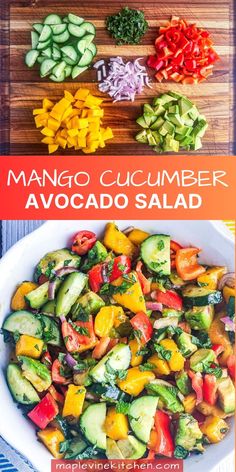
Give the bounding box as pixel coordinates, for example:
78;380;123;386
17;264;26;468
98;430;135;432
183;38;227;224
68;128;79;137
103;127;114;141
74;100;84;109
16;335;44;359
147;353;170;376
223;285;235;303
78;118;89;129
105;407;129;440
88;109;104;118
48;144;59;154
200;416;229;443
128;229;150;246
62;385;86;419
197;267;227;290
183;393;197;414
129;339;143;367
38;428;65;459
41;127;55;137
118;367;155;396
104;222;136;257
160;338;185;372
11;281;38;311
74;88;90;101
33;108;47;116
112;272;146;314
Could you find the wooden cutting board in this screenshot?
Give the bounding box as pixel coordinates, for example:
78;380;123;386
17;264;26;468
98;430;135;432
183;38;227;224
6;0;235;155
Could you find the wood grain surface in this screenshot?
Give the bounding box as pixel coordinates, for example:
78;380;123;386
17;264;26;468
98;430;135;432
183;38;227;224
5;1;235;155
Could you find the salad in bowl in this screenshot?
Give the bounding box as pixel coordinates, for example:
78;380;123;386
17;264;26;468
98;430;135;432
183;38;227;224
1;222;235;461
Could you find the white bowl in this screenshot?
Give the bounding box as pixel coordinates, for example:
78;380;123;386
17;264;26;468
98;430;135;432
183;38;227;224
0;220;234;472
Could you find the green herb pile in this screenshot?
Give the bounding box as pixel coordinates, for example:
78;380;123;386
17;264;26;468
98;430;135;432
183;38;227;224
106;7;148;45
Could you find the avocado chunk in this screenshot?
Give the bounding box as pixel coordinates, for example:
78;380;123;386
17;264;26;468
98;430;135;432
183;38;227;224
162;308;183;319
81;241;108;271
190;349;216;373
147;380;184;413
185;306;214;330
18;356;52;392
176;332;198;357
71;291;105;320
175;371;191;396
35;248;81;281
106;438;124;459
175;414;203;452
41;300;56;315
117;436;146;459
217;377;235;414
7;363;40;404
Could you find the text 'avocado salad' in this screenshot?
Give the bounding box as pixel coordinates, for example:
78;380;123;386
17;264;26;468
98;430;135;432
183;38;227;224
1;223;235;461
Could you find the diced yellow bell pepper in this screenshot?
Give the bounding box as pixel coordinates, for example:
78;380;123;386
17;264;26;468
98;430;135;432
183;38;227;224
103;127;114;141
200;415;229;443
79;128;88;138
48;144;59;154
47;117;60;132
112;272;146;314
105;407;129;440
43;98;54;109
35;114;48;128
64;90;74;103
160;339;185;372
128;229;150;246
87;131;101;143
41;127;55;137
16;335;44;359
197;267;227;290
208;312;234;366
74;88;90;101
129;339;143;367
223;285;235;303
183;393;197;414
62;385;86;419
81;109;88;118
84;94;103;108
89;122;100;133
41;137;55;145
33;108;47;116
118;367;155;396
11;281;38;311
103;222;136;257
38;428;65;459
147;353;170;376
67;136;77;147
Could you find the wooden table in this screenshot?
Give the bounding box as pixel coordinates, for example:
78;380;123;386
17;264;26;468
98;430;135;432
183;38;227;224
1;0;234;156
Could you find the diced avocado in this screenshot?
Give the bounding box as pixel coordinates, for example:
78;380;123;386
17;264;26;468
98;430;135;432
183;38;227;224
176;332;198;357
166;113;183;128
169;105;179;114
185;306;214;330
18;356;52;392
56;272;88;317
7;363;40;404
106;439;124;459
175;125;191;137
150;116;165;130
144;113;156;127
71;291;105;320
175;371;191;395
135;130;148;144
191;119;208;138
153;105;165;116
175;414;203;452
162;308;183;319
163;135;180;153
151;131;161;145
146;130;157;146
192;137;202;150
217;377;235;414
117;436;146;459
190;349;216;373
188;106;199;121
169;91;183;100
147;380;184;413
64;438;87;459
35;248;81;281
81;241;107;271
159;120;175;136
179;97;193;116
136;116;148;129
41;300;56;315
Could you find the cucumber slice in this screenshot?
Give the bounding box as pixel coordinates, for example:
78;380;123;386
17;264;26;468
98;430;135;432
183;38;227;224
90;343;131;383
55;272;88;317
61;45;78;63
37;39;52;51
182;285;223;307
38;25;52;42
37;56;45;64
7;364;40;405
52;45;61;61
3;310;42;338
40;59;57;77
81;22;96;35
31;31;39;49
52;60;66;79
25;49;39;68
68;24;86;38
44;14;62;25
63;16;69;24
41;300;56;315
40;315;62;346
33;23;43;34
63;57;77;66
87;42;97;57
64;65;72;78
72;65;88;79
42;47;52;58
77;34;94;55
25;281;51;309
141;234;171;275
64;438;87;459
51;24;67;35
49;73;66;82
80;403;106;450
78;49;93;67
129;396;159;443
68;13;84;25
52;30;70;44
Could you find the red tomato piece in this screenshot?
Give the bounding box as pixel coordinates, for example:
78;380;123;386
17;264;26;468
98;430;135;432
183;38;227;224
51;359;71;385
62;317;96;353
130;312;153;344
135;261;151;295
175;247;206;281
28;393;59;429
72;230;96;256
155;289;183;311
203;374;218;405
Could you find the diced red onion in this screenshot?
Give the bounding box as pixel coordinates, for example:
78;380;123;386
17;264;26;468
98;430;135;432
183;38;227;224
151;290;158;300
146;302;163;311
64;353;77;368
60;315;66;323
123;226;134;235
218;273;235;290
55;267;80;277
221;316;235;331
101;264;109;283
154;317;179;330
93;60;105;69
48;280;57;300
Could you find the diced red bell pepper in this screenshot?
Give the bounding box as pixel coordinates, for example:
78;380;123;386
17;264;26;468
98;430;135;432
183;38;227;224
72;230;96;256
108;256;131;282
148;410;174;457
135;261;151;295
227;354;235;380
130;312;153;344
175;247;206;281
28;393;59;429
203;374;218;405
188;370;203;404
51;359;71;385
154;289;183;311
212;344;224;357
88;263;103;292
170;240;183;269
62;316;96;353
88;256;131;292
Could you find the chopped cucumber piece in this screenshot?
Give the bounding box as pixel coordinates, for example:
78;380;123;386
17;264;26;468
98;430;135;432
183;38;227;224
68;24;86;38
141;234;171;275
51;24;67;35
37;39;52;50
81;22;96;35
77;34;95;55
71;65;88;79
42;47;52;58
7;364;40;405
40;59;57;77
33;23;43;34
3;310;42;338
52;45;61;61
52;30;70;43
25;49;39;67
44;14;62;25
78;49;93;67
80;403;106;450
49;73;66;82
52;60;66;78
38;25;52;42
61;45;78;63
129;396;159;443
31;31;39;49
68;13;84;25
87;42;97;57
64;65;72;78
